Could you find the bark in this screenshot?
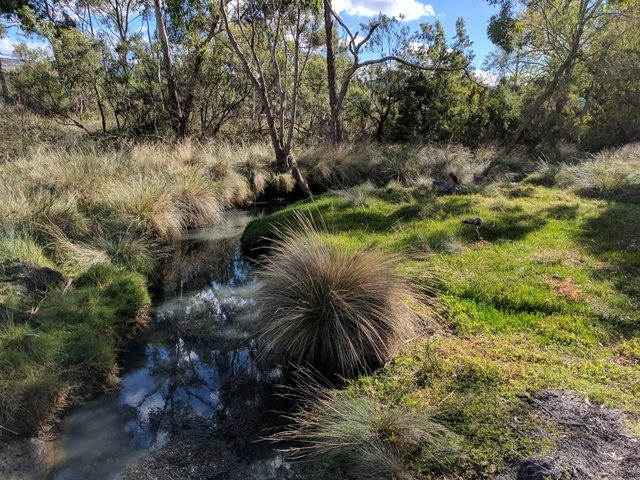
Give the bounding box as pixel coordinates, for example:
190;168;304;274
153;0;183;133
324;0;341;146
0;57;9;102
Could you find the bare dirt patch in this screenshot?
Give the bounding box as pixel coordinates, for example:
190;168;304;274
497;390;640;480
0;438;53;480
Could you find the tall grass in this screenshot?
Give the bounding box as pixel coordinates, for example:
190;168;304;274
331;182;377;208
271;381;460;480
298;143;383;189
253;215;431;378
558;147;640;199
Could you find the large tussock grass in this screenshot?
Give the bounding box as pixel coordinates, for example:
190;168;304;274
253;215;434;378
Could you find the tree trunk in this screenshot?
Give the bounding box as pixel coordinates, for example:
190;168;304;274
324;0;341;146
154;0;183;134
504;48;578;153
505;0;602;153
0;56;9;102
276;148;311;197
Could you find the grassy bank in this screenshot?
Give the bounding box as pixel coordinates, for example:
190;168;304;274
0;132;284;438
0;263;149;437
241;146;640;478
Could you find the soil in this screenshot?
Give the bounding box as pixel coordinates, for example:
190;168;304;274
0;438;53;480
496;390;640;480
0;261;65;323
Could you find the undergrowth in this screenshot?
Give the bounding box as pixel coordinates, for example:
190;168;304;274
0;263;149;438
243;174;640;478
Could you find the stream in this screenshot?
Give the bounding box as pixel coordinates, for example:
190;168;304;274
50;209;300;480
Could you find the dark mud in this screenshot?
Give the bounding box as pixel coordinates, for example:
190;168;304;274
0;438;52;480
497;390;640;480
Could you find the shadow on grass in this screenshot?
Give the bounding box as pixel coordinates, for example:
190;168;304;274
577;200;640;337
544;204;580;220
481;211;549;242
574;184;640;205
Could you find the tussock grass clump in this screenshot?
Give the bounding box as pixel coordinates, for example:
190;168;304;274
522;157;562;187
557;146;640;199
43;223;110;271
100;176;183;239
331;182;377;208
174;172;225;227
480;147;534;182
272;383;460;480
268;172;297;196
254;216;431;378
381;144;479;186
299;143;382;189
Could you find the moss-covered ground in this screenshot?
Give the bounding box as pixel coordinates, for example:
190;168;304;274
0;263;149;438
242;184;640;478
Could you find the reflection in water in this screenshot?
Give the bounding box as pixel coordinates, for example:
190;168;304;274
53;209;289;480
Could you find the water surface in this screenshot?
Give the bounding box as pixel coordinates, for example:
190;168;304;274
52;210;294;480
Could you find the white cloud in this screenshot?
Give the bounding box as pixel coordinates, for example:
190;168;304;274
474;69;498;87
0;37;18;56
333;0;435;21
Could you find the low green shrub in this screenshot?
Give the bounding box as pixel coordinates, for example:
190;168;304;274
0;263;149;437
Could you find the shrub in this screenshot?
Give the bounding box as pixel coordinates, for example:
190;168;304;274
253;216;430;378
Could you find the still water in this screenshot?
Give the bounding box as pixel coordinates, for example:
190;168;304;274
51;209;296;480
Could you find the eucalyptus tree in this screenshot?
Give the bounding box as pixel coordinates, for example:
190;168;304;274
220;0;321;195
488;0;637;151
0;23;9;101
322;4;471;146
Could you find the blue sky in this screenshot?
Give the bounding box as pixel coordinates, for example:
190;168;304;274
1;0;500;68
334;0;500;67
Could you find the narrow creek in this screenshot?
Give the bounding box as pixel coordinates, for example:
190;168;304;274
51;208;300;480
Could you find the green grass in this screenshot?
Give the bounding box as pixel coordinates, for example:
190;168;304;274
244;183;640;478
0;263;149;437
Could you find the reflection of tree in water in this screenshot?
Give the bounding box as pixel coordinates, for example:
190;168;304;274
120;217;265;450
162;233;254;295
120;333;259;449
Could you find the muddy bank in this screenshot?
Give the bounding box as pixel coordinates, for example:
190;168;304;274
0;438;53;480
497;390;640;480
